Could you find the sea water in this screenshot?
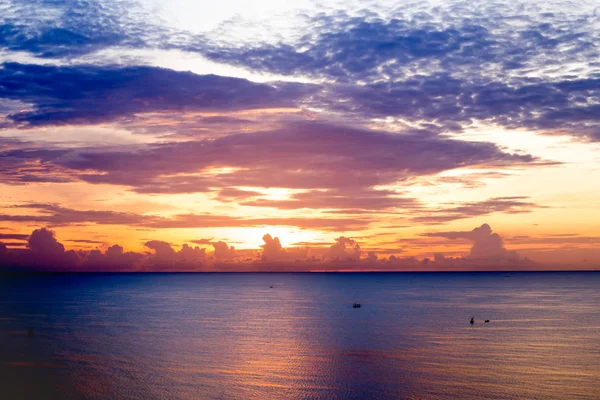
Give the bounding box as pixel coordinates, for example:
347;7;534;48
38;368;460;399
1;272;599;399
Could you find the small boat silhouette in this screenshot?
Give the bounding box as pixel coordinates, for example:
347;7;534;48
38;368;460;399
352;303;361;308
269;285;273;288
470;317;474;325
485;319;490;323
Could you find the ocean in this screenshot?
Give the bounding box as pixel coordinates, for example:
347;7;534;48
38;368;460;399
1;272;599;399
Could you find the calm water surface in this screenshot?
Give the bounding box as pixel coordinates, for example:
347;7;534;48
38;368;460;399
1;272;599;399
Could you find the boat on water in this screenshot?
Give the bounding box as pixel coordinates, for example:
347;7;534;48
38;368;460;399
352;303;361;308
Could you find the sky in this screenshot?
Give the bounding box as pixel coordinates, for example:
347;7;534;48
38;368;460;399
0;0;599;271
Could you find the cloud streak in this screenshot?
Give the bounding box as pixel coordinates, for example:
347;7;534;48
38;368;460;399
0;62;312;127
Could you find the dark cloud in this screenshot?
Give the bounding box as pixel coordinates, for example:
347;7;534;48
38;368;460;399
28;227;66;255
0;62;313;127
0;227;79;269
0;233;29;241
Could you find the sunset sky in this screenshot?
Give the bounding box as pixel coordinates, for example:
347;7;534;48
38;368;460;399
1;0;599;271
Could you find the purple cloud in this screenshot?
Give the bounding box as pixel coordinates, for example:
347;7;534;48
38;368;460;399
0;203;370;231
0;63;313;127
2;121;539;195
411;197;543;224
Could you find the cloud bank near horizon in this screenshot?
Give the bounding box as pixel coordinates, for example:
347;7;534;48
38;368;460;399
0;223;553;272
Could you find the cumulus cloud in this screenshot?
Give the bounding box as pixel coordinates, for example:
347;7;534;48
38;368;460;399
327;236;361;261
144;240;177;259
143;240;207;270
84;244;144;271
28;227;65;255
0;227;80;269
1;225;591;271
424;223;529;267
212;241;236;261
260;234;286;262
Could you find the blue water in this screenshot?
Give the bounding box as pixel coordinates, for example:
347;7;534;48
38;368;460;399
1;272;599;399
